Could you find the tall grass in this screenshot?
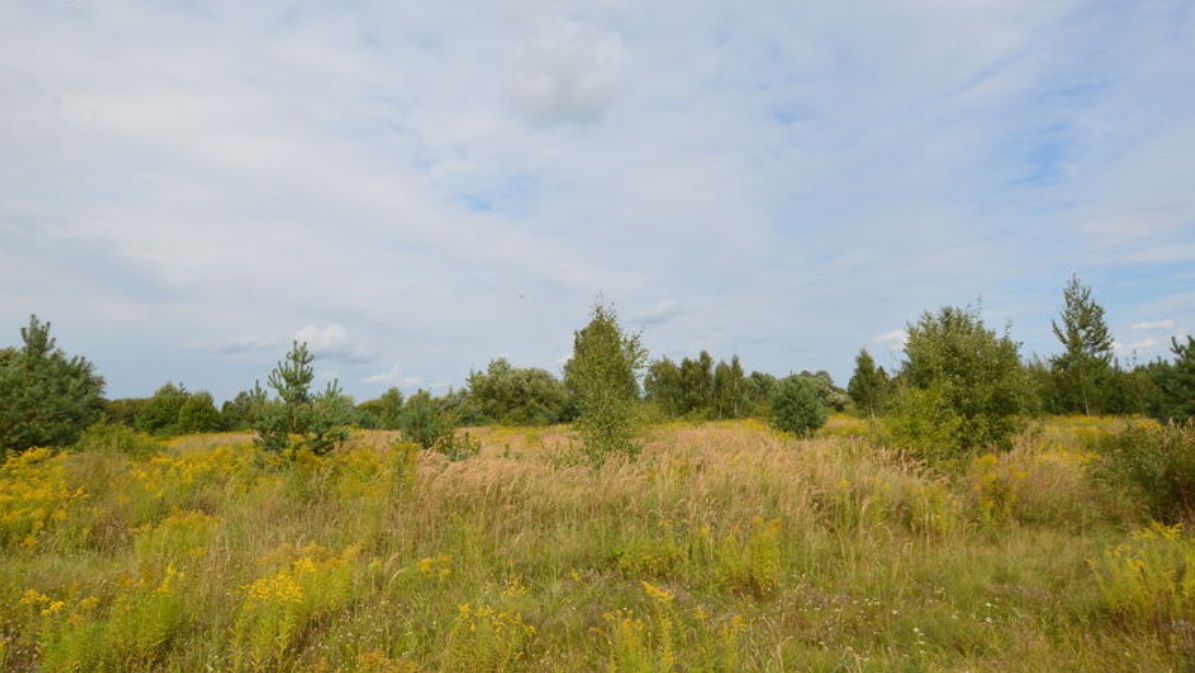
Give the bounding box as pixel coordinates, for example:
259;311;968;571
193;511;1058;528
0;420;1189;671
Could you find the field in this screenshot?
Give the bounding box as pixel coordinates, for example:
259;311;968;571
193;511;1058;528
2;417;1194;672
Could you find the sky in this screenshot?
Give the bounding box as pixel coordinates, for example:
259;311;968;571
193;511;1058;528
2;0;1194;404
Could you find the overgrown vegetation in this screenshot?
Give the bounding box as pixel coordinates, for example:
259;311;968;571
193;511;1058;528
2;420;1193;671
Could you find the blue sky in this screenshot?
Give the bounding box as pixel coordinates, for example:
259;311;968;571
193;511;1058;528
2;0;1194;403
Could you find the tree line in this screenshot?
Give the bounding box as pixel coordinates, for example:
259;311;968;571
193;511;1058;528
3;276;1194;462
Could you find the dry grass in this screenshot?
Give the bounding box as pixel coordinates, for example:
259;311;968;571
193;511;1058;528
0;417;1188;671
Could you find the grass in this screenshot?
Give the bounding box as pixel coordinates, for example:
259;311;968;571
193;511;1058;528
1;418;1191;671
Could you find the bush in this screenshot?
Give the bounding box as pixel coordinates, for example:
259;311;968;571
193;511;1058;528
1090;420;1195;523
888;305;1032;461
768;375;828;438
73;423;162;460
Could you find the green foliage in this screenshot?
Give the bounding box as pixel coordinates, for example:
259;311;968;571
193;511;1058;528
797;370;849;412
0;315;105;454
355;387;405;429
73;423;162;460
885;382;965;464
1154;336;1195;422
136;383;191;435
645;352;753;420
177;391;222;433
253;341;351;457
889;305;1032;460
220;387;267;431
467;358;571;425
711;356;750;420
847;348;889;417
1090;421;1195;523
400;390;454;450
101;397;147;428
1051;275;1115;415
564;301;648;466
767;375;828;438
1091;522;1195;637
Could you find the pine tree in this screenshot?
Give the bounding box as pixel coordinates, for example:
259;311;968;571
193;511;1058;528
253;341;350;456
1051;274;1114;415
0;315;105;453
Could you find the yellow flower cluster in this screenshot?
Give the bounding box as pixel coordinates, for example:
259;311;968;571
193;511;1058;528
641;580;675;604
0;447;87;549
242;543;360;607
456;602;537;637
417;553;453;580
132;445;255;500
243;568;306;605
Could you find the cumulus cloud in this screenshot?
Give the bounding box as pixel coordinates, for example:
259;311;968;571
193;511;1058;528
506;18;631;125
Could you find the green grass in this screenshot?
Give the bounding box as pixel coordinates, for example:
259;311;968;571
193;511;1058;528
1;419;1191;671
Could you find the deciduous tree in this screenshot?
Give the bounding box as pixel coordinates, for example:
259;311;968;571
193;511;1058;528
563;301;648;466
889;305;1032;461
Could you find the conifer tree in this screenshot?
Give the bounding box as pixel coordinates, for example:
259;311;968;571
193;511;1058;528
1051;274;1114;415
0;315;105;453
253;341;350;456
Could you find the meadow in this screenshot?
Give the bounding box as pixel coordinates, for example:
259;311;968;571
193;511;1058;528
2;416;1194;672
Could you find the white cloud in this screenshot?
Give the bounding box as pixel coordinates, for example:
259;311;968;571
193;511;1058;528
294;324;375;365
1132;319;1175;331
363;365;424;390
2;0;1194;400
1114;338;1158;352
506;18;632;125
873;330;908;350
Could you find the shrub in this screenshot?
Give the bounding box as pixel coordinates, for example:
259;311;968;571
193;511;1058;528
1090;420;1195;523
1091;522;1195;634
887;305;1032;462
768;375;828;438
400;390;454;449
73;423;161;460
